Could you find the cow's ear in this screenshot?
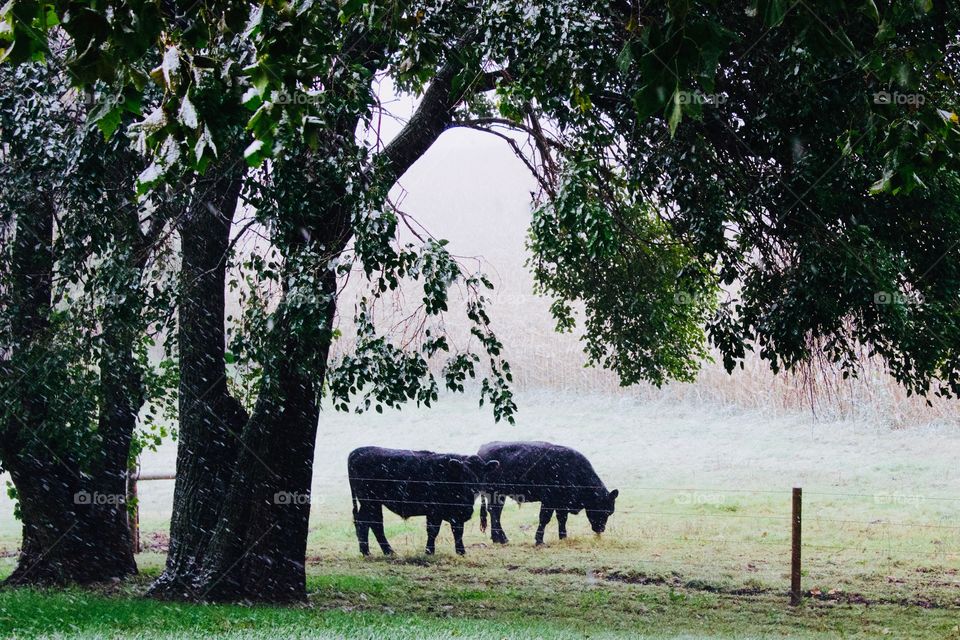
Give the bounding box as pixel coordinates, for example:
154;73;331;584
447;458;465;473
485;460;500;472
609;489;619;501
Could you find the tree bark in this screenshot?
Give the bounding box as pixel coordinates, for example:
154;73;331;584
2;194;70;585
150;161;249;599
191;266;338;602
1;194;138;585
3;456;137;585
189;89;460;598
179;113;368;599
84;310;146;580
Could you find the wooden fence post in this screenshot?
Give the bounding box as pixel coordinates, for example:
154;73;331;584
791;487;802;605
126;472;177;555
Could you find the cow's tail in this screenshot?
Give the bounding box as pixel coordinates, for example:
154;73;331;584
479;493;488;533
350;482;359;523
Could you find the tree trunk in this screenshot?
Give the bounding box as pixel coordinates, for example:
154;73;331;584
194;270;338;602
150;163;248;599
84;322;145;579
185;133;355;602
2;196;138;585
147;56;465;600
2;194;69;585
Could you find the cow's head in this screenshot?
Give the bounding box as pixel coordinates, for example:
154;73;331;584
586;488;618;534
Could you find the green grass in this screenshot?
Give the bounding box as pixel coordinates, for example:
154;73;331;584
1;559;957;640
0;584;581;639
293;489;960;607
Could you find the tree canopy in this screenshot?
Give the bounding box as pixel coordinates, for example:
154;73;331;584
5;0;955;390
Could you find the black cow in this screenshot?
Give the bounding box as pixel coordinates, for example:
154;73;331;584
348;446;499;556
477;441;618;545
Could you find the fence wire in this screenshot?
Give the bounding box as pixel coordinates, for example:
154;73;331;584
129;472;959;605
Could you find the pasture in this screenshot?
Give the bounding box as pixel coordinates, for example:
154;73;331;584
2;391;958;638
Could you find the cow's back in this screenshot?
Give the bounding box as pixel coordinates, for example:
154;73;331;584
348;446;475;519
478;441;603;505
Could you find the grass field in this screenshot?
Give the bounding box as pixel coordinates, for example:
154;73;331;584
1;391;959;638
2;559;958;639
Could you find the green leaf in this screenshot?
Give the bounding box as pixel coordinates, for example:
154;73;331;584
161;46;180;88
178;91;198;129
243;139;269;167
136;162;165;195
338;0;364;24
572;85;592;112
241;86;262;110
95;105;123;139
868;171;892;195
88;94;125;139
195;124;217;170
632;83;671;121
244;4;264;38
755;0;790;27
616;42;633;73
667;88;683;136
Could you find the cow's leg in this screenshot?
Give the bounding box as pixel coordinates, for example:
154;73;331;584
424;515;442;555
450;520;466;555
556;510;569;540
490;502;508;544
355;502;373;556
368;504;393;555
535;506;554;546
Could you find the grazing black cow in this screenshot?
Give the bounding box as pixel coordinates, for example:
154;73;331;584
348;446;499;556
477;441;618;545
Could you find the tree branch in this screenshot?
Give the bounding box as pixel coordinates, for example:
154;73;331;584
374;26;506;184
453;117;565;151
376;59;462;183
452;122;557;199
